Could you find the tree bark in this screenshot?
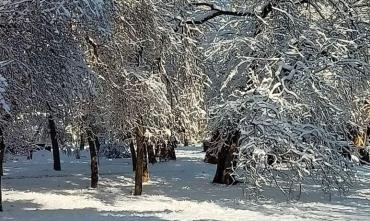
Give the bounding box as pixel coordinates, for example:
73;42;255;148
95;136;100;165
168;140;176;160
143;142;149;182
147;141;157;164
134;126;145;195
159;140;168;162
87;129;98;188
0;128;4;176
130;139;137;171
184;132;189;147
213;142;229;184
48;115;61;171
155;142;160;158
213;131;239;185
75;148;80;159
0;176;2;212
0;128;5;212
79;133;85;151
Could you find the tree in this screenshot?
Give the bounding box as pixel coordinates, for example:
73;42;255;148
198;0;370;197
0;127;5;212
48;115;61;171
87;127;98;188
0;0;100;170
134;125;145;195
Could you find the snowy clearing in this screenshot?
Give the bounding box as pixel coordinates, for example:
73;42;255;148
1;146;370;221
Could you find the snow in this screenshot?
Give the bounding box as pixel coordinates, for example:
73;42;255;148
1;147;370;221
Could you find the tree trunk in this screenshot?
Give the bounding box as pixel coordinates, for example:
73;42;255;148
27;149;33;160
213;144;236;185
213;143;229;184
159;140;168;162
170;146;176;160
183;128;189;147
168;137;177;160
0;128;5;212
95;136;100;165
134;126;145;195
79;133;85;150
87;129;98;188
48;116;61;171
147;142;157;164
0;129;4;176
184;137;189;147
130;139;137;171
155;142;160;158
213;131;239;185
0;176;2;212
143;143;149;182
75;148;81;159
203;140;210;152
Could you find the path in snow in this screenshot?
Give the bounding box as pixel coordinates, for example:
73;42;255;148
1;146;370;221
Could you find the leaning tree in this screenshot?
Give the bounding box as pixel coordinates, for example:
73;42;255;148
191;0;370;198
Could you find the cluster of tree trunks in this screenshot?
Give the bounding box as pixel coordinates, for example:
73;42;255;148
155;138;177;162
132;129;178;195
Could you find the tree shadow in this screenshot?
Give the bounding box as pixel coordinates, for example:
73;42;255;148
0;198;167;221
2;147;370;220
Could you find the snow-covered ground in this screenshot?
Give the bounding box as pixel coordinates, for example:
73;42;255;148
1;146;370;221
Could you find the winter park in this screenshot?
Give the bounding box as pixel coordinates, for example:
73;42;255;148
1;0;370;220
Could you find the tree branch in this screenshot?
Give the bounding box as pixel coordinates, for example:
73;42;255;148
186;2;276;25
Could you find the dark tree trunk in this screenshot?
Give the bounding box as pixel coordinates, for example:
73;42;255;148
168;141;176;160
79;133;85;150
27;149;33;160
95;136;100;165
95;136;100;154
213;143;229;184
203;140;210;152
159;140;168;162
143;142;149;182
0;129;4;176
182;128;189;147
134;126;145;195
0;128;5;212
130;139;137;171
87;129;98;188
184;138;189;147
147;142;157;164
223;143;237;185
204;130;221;164
48;116;61;171
75;148;81;159
213;131;239;185
0;176;2;212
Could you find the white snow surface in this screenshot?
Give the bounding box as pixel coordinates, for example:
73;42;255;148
1;146;370;221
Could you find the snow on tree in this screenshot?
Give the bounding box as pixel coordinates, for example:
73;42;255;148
195;0;370;197
0;0;102;173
